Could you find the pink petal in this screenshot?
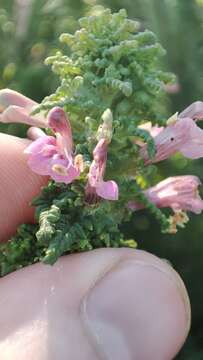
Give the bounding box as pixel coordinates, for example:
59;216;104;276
48;107;73;153
129;176;203;215
49;156;80;184
25;133;80;184
96;180;119;200
0;105;46;127
179;101;203;121
27;154;53;175
88;162;98;188
24;136;56;155
27;127;46;140
179;119;203;159
0;89;47;127
0;89;37;112
141;117;203;164
152;118;190;162
187;199;203;214
25;136;57;175
86;138;118;201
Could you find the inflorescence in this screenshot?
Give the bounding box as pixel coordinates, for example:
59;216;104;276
1;8;203;276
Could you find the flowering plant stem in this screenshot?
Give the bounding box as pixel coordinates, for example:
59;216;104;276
1;8;203;276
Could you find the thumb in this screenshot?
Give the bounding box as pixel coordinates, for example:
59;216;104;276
0;248;191;360
0;133;48;242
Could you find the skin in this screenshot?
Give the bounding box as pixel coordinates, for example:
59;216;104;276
0;133;191;360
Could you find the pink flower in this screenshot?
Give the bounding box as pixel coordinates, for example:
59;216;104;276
179;101;203;121
86;139;119;202
25;107;80;184
128;176;203;214
140;116;203;164
0;89;46;127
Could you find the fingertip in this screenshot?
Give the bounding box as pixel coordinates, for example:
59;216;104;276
80;249;190;360
0;249;190;360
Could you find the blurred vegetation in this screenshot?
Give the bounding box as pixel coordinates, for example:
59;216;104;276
1;0;203;358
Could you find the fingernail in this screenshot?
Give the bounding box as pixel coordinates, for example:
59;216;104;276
82;260;190;360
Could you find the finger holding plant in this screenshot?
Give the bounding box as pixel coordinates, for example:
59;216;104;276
0;8;203;276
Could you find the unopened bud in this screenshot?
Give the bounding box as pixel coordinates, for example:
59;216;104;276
167;112;178;125
97;108;113;143
74;154;84;172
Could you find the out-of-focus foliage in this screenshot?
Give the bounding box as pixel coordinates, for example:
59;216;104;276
102;0;203;114
0;0;88;100
1;0;203;358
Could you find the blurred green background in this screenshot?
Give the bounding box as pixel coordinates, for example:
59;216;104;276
1;0;203;358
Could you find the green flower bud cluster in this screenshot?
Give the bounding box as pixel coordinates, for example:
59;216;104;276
35;7;174;171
